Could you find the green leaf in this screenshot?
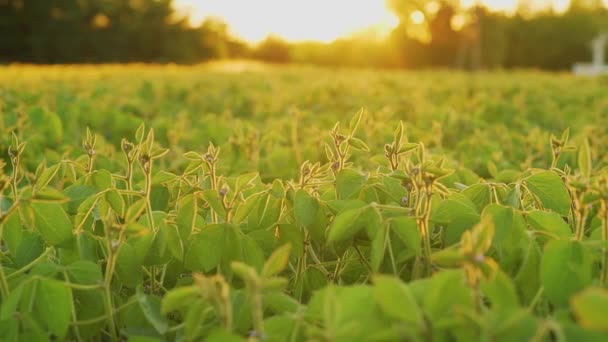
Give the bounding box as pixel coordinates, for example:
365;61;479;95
105;189;125;217
541;240;593;306
66;261;103;285
264;292;301;314
35;163;61;190
262;244;292;277
525;171;571;216
578;138;591;179
184;300;205;340
277;224;304;258
115;242;143;287
136;286;169;334
571;287;608;332
31;202;73;247
91;169;113;190
233;192;264;224
390;217;420;255
527;210;572;240
294;189;319;226
422;270;473;322
327;207;367;243
166;223;184;261
206;329;244;342
200;189;226;220
184;224;226;272
481;204;513;245
370;226;386;272
34;278;72;339
63;185;98;215
3;209;22;255
431;193;480;245
372;275;422;327
176;194;197;239
348;137;370;151
74;194;98;229
0;283;24;320
15;232;44;268
336;169;368;199
462;183;492;212
480;270;520;311
126;198;147;223
264;315;296;342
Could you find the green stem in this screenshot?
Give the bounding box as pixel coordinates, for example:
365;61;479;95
210;163;218;224
103;224;121;341
353;245;372;273
103;269;118;340
63;271;82;341
7;247;53;280
575;207;587;241
72;298;138;326
0;264;9;300
601;208;608;287
10;156;19;201
251;284;265;339
419;191;433;277
126;161;134;206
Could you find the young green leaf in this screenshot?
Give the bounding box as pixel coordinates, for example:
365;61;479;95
372;275;423;327
294;189;319;226
31;202;73;247
34;278;73;340
200;189;226;220
136;286;169;334
390;217;421;255
525;171;571;216
327;207;366;243
541;240;593;306
578;138;591;179
336;169;368;200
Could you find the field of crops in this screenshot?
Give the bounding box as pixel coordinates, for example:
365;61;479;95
1;64;608;341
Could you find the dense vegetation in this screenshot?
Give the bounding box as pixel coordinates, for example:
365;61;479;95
1;64;608;341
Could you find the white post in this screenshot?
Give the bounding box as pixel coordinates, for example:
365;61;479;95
591;34;607;68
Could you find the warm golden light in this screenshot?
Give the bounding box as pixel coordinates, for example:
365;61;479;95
174;1;603;43
410;11;425;25
175;0;399;43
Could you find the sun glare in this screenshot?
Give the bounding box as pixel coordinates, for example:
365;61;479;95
174;1;597;43
410;11;425;25
175;0;399;43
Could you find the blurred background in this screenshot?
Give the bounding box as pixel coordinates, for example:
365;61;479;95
1;0;608;70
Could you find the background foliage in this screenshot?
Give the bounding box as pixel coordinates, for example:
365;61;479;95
2;0;608;69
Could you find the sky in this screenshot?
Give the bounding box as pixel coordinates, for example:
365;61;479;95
173;0;593;43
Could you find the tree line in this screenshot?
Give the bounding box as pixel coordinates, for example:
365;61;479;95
1;0;608;70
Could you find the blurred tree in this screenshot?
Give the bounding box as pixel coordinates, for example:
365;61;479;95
0;0;243;63
252;36;290;63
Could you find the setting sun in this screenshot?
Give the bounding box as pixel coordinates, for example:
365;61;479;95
174;1;586;43
175;0;399;43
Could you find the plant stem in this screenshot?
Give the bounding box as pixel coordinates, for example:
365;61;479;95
574;205;587;241
601;204;608;287
251;284;265;340
126;161;134;206
6;247;53;280
103;267;118;340
418;189;433;277
102;223;122;341
0;264;9;300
